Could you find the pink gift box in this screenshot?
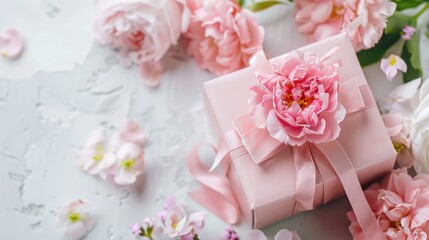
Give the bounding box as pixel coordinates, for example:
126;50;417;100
202;34;397;228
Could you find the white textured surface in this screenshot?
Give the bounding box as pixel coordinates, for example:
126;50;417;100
1;2;429;240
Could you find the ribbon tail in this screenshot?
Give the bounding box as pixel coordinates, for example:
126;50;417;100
316;141;385;239
188;144;240;224
293;143;316;213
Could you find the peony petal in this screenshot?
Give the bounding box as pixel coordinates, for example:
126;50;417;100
139;61;163;87
411;208;429;228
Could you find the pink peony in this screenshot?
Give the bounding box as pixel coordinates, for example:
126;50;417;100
249;49;345;146
294;0;396;51
184;0;264;75
347;168;429;239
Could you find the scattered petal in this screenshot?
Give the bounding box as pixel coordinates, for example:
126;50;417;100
139;61;163;87
0;28;24;59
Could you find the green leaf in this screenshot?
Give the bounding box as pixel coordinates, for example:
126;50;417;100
394;0;424;11
406;20;421;70
238;0;245;8
401;43;422;83
357;34;401;67
247;0;283;12
385;12;412;34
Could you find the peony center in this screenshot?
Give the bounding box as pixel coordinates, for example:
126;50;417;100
68;211;81;223
331;5;345;18
121;159;135;170
282;84;314;110
393;142;405;155
390;220;401;230
92;146;104;162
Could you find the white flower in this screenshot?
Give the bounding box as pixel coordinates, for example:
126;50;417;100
410;79;429;173
78;130;117;180
58;199;95;239
380;54;407;81
110;143;144;185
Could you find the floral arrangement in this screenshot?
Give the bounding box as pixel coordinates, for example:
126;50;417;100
10;0;429;239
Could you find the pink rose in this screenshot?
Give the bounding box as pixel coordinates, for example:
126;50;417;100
294;0;396;51
249;49;345;146
94;0;189;65
184;0;264;75
347;168;429;239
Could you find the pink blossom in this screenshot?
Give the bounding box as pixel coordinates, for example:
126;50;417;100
294;0;396;51
78;130;117;180
249;49;345;146
58;199;95;239
221;226;240;240
158;196;205;238
402;26;416;40
110;143;144;185
347;168;429;239
94;0;189;65
380;54;407;81
184;0;264;75
0;28;24;59
129;223;142;236
248;229;301;240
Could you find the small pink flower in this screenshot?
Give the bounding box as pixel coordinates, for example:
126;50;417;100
129;223;142;236
221;226;240;240
402;25;416;40
0;28;24;59
184;0;264;75
347;168;429;239
294;0;396;51
110;143;144;185
248;229;301;240
78;130;117;180
158;196;205;238
58;199;95;239
382;113;414;169
250;49;345;146
380;54;407;81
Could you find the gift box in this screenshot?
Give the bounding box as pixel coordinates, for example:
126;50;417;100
200;34;397;229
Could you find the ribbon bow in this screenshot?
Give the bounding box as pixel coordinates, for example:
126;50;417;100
188;50;385;239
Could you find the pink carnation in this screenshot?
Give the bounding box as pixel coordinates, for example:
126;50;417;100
250;50;345;146
347;168;429;239
184;0;264;75
294;0;396;51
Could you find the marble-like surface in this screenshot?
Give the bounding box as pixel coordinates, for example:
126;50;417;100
1;1;429;240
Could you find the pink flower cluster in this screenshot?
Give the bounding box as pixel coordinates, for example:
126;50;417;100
294;0;396;51
130;196;205;240
78;120;145;185
347;168;429;239
184;0;264;75
250;49;345;146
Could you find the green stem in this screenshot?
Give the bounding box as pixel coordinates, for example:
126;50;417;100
412;3;429;20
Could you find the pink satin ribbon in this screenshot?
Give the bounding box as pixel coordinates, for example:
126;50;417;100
188;50;384;238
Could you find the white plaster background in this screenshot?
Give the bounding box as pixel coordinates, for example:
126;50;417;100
1;1;429;239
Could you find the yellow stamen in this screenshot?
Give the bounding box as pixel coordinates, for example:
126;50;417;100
393;142;405;155
1;51;7;58
92;145;104;162
121;159;135;170
68;212;81;223
388;56;397;66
